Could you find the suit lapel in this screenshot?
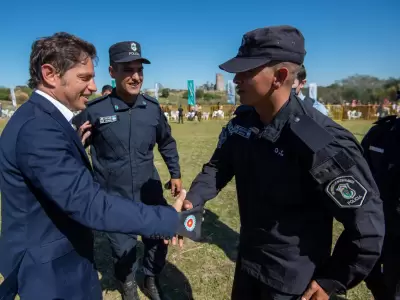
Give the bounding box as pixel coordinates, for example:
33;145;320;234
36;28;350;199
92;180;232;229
29;93;92;168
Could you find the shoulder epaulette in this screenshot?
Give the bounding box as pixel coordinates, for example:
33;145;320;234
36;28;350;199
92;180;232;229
290;114;334;153
86;94;108;106
373;115;397;125
234;105;254;116
141;93;159;105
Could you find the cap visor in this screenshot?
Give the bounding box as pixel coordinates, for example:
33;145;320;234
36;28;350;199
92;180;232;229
219;57;270;73
113;56;151;64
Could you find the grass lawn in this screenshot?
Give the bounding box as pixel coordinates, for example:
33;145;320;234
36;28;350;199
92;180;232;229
0;118;375;300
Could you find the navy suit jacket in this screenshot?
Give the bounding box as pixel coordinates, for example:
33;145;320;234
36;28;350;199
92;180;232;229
0;92;179;299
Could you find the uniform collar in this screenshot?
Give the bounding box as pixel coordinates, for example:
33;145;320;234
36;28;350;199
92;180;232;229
110;90;148;112
258;94;304;142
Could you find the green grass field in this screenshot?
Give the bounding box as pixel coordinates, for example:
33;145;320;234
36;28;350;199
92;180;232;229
0;119;375;300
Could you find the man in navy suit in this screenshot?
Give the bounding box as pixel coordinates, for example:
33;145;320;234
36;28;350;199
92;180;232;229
0;32;186;300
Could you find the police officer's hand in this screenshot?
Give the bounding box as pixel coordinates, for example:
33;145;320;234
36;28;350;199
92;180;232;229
301;280;329;300
78;121;92;146
164;189;187;248
170;178;182;197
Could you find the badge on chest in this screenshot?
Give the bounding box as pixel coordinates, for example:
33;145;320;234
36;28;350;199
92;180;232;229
98;115;119;125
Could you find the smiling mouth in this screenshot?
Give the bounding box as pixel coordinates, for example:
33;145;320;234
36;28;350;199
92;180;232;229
128;82;140;89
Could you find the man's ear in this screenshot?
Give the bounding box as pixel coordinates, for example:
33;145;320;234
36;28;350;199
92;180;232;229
109;65;115;78
41;64;59;87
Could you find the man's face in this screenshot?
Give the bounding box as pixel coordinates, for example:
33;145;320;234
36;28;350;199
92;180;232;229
292;78;306;95
233;65;277;106
55;58;97;111
110;60;143;97
102;90;112;96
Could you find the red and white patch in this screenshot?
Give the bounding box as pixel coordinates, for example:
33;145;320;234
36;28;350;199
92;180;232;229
184;215;196;232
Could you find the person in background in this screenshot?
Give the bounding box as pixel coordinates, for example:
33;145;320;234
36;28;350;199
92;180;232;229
178;104;184;124
102;84;113;96
292;65;328;116
362;115;400;300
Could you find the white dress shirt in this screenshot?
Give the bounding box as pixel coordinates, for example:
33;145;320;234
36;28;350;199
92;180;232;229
35;90;74;126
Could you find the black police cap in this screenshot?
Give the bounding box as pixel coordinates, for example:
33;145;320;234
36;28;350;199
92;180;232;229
219;25;306;73
109;41;151;64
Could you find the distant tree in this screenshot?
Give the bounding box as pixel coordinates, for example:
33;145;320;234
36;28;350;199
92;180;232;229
161;88;170;98
196;89;204;99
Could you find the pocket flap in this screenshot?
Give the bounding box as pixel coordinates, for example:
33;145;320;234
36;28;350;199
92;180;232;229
31;237;75;264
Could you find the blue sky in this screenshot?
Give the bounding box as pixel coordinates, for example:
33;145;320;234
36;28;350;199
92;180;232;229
0;0;399;91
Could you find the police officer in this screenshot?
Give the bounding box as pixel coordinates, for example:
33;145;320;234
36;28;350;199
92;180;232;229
361;115;400;300
182;25;385;299
292;64;328;116
73;41;182;300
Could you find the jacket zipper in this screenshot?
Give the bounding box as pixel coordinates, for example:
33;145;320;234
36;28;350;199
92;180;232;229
128;108;134;198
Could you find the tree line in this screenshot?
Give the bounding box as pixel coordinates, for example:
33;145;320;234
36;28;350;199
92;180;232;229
1;75;399;105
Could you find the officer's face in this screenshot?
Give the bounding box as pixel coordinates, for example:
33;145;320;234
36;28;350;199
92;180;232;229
233;65;276;106
51;57;97;111
110;61;143;97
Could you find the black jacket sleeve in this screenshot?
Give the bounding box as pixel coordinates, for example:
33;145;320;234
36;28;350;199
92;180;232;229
156;109;181;179
186;126;235;207
71;109;91;148
310;126;385;295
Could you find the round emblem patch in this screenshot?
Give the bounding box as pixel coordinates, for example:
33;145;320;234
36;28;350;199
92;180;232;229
326;175;368;208
184;215;196;232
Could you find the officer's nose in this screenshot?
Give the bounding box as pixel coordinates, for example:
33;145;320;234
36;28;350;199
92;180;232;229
131;72;140;81
233;73;242;85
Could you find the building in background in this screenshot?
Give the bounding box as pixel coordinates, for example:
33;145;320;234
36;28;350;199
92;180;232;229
215;73;224;91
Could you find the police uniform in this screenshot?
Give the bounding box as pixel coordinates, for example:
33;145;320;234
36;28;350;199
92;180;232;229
361;115;400;300
73;41;181;299
186;25;385;299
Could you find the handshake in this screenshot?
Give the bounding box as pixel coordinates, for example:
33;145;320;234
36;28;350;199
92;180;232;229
164;188;204;248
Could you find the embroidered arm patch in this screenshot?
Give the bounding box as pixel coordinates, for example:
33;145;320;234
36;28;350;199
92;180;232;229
325;175;367;208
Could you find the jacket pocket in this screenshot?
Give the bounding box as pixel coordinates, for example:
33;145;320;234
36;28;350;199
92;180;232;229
29;237;75;264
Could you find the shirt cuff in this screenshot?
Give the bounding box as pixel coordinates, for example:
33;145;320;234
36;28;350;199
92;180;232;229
314;278;346;296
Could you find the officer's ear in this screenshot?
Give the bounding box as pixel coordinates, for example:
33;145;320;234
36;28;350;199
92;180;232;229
109;63;118;78
272;67;289;89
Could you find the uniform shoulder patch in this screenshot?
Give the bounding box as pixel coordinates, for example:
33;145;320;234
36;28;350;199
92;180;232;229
290;115;334;153
325;175;367;208
87;94;108;106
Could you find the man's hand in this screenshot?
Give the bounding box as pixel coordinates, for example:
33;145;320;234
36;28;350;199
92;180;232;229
164;189;187;247
78;121;92;146
301;280;329;300
170;178;182;197
171;189;186;213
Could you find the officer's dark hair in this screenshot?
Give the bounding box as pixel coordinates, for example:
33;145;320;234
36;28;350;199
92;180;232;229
102;85;113;94
296;65;307;82
267;61;301;85
28;32;98;89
